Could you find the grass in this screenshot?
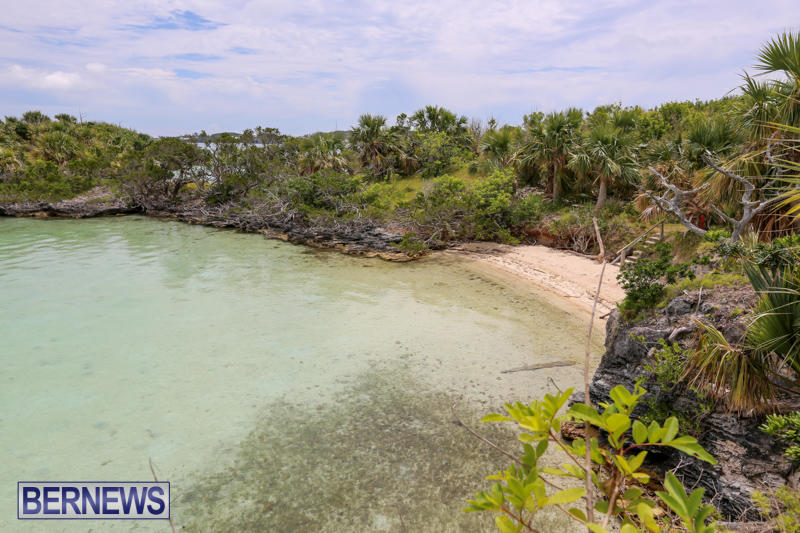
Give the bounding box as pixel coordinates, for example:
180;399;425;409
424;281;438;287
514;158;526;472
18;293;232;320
391;165;486;202
660;271;747;305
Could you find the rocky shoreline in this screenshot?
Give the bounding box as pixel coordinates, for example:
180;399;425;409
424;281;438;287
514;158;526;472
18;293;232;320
0;195;409;260
584;285;794;523
3;194;792;526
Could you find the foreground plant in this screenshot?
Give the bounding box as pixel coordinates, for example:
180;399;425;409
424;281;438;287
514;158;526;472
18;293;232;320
685;262;800;413
465;384;717;532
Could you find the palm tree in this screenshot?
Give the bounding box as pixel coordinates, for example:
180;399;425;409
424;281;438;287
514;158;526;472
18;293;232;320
299;133;349;175
685;262;800;413
349;114;399;178
479;126;516;169
518;109;582;203
569;124;639;211
754;31;800;128
410;105;468;136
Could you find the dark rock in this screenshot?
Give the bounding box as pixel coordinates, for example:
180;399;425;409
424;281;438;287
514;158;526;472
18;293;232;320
1;194;409;260
666;296;694;315
584;299;789;521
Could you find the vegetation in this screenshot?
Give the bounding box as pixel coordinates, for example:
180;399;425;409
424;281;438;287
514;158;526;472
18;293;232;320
762;412;800;464
617;242;695;318
685;262;800;413
3;28;800;533
465;385;718;532
2;35;799;257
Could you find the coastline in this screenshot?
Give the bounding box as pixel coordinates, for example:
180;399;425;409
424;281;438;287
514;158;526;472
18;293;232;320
0;194;624;326
443;241;624;319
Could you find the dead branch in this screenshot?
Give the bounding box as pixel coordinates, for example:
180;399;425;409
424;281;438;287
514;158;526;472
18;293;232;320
501;360;575;374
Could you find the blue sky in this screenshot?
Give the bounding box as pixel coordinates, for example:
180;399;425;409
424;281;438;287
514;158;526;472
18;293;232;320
2;1;798;136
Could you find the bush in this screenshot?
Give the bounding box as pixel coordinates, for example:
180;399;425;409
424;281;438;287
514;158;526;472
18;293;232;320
618;242;695;318
508;193;550;226
752;235;800;273
472;170;516;240
467;384;718;533
704;229;731;242
644;339;687;387
761;412;800;464
753;486;800;532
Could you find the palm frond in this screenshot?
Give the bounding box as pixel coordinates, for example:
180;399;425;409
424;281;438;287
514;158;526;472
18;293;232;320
684;321;776;414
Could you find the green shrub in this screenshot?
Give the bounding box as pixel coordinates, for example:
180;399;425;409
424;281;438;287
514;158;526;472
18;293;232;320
761;412;800;464
508;193;549;226
752;235;800;273
468;384;718;533
618;242;695;318
753;486;800;532
391;232;428;256
704;229;731;242
644;339;687;387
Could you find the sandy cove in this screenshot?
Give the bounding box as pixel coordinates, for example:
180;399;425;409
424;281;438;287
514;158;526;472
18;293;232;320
445;242;625;318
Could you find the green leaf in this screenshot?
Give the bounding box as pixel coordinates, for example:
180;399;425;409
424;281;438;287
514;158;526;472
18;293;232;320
568;507;587;521
622;487;643;501
587;523;611;533
632;420;647;444
610;385;633;409
495;515;519;533
662;417;679;442
481;414;513;423
569;403;604;427
607;413;631;435
628;450;647;472
687;487;705;515
547;487;586;505
657;473;690;520
489;483;505;507
535;439;549;459
664;436;717;465
636;502;659;532
647;421;663;444
621;525;643;533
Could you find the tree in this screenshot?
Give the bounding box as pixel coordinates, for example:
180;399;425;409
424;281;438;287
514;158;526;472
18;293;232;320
299;133;349;175
641;143;784;242
479;127;517;170
519;109;582;203
569;124;639;210
119;137;207;206
753;31;800;129
21;110;50;127
349;114;400;178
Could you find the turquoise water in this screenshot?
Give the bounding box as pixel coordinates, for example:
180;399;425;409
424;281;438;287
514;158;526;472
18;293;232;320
0;216;599;531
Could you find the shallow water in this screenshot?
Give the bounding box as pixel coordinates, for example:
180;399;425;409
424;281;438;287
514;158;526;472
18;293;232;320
0;216;601;531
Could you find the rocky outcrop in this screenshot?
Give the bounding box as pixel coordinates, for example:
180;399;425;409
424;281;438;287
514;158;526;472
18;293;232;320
584;286;793;521
0;192;408;260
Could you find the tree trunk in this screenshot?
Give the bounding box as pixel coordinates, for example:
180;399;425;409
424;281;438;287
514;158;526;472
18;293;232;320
595;177;608;211
552;163;561;204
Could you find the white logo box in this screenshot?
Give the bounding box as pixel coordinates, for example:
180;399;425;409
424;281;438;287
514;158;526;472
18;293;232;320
18;481;170;520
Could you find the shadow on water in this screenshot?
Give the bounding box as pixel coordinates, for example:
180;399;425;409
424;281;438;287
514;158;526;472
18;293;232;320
176;363;578;532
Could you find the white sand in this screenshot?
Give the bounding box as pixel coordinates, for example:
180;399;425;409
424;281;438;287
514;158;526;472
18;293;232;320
445;242;625;317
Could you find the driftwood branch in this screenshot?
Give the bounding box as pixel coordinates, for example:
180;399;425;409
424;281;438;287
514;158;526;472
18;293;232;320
501;360;575;374
149;458;177;533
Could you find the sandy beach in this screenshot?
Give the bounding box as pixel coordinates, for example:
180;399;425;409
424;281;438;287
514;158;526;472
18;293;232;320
445;242;625;317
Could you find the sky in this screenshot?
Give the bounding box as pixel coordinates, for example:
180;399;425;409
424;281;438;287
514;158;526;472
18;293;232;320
1;1;799;136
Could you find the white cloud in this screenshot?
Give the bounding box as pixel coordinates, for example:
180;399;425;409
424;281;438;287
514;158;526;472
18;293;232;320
0;0;799;134
6;65;84;91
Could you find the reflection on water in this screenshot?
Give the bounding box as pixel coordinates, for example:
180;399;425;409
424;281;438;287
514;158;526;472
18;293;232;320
0;216;598;532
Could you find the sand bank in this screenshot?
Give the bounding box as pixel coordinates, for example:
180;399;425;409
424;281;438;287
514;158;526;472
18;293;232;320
445;242;625;318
